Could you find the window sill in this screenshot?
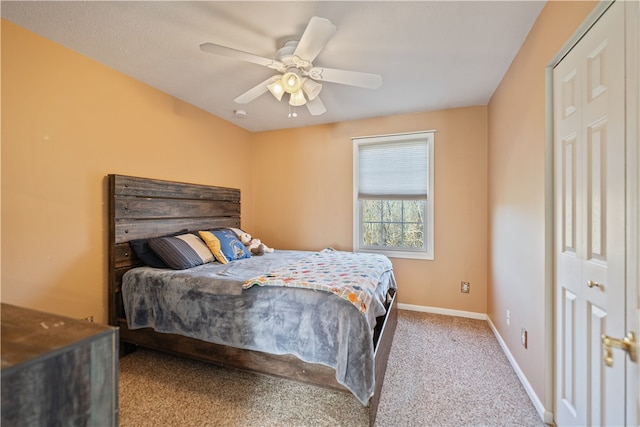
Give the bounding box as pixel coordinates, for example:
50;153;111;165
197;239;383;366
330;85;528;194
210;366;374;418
356;248;433;261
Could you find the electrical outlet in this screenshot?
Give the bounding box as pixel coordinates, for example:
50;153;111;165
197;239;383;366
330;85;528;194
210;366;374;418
521;328;528;348
506;310;510;326
461;281;470;293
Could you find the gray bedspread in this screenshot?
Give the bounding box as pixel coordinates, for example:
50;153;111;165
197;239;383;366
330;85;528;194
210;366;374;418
122;250;396;405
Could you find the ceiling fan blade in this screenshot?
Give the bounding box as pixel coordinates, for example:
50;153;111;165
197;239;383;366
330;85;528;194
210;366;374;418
308;67;383;89
234;76;280;104
293;16;337;63
306;97;326;116
200;43;285;71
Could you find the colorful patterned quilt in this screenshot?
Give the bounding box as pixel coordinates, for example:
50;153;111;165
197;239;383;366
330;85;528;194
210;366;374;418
243;249;393;316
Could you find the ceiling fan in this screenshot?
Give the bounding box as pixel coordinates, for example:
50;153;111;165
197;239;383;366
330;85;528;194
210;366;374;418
199;16;383;116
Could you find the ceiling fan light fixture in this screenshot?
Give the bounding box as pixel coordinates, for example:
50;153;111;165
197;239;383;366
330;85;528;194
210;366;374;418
301;78;322;100
267;80;285;101
289;89;306;107
281;71;302;94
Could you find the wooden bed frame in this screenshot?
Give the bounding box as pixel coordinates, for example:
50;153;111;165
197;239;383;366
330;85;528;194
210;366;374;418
108;174;398;425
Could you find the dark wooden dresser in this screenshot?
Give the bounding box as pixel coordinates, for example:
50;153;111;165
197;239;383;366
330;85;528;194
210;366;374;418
1;303;119;426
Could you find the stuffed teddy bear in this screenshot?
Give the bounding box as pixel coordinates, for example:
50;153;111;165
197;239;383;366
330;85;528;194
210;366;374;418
236;231;274;256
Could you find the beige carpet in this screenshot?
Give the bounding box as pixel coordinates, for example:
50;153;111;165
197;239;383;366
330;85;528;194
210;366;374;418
119;310;546;426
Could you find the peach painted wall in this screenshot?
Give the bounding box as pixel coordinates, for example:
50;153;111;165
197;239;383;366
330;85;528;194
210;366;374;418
1;20;254;322
2;19;488;321
487;0;597;411
252;106;489;314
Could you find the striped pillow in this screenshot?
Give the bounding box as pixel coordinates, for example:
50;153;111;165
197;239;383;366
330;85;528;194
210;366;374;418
130;229;188;268
148;233;214;270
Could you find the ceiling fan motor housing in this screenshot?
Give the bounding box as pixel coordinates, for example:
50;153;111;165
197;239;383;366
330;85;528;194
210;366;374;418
276;41;299;62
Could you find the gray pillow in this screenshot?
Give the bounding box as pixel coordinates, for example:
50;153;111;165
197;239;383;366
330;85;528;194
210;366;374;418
149;233;214;270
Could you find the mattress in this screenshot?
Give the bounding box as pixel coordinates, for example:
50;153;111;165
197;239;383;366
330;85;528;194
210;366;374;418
121;249;396;404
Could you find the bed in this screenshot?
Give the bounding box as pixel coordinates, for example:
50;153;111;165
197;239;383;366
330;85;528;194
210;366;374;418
108;174;398;425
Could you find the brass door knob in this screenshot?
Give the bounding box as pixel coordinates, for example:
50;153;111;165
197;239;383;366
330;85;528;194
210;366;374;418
602;332;636;367
587;280;602;289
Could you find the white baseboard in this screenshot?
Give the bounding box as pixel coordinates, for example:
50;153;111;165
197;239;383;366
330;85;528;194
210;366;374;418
398;302;487;320
399;303;552;424
486;317;553;424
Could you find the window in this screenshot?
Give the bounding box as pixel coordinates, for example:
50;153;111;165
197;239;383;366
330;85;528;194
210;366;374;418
353;131;434;260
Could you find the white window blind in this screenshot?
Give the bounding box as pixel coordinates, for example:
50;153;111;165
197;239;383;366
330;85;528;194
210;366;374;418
352;131;435;260
358;139;429;198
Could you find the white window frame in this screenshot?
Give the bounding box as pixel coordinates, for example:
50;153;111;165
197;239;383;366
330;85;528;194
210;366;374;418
352;131;435;260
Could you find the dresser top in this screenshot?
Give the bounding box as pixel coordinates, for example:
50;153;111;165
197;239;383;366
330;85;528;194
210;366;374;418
1;303;116;371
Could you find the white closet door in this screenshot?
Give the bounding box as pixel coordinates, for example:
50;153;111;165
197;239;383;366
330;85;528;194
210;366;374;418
554;1;626;426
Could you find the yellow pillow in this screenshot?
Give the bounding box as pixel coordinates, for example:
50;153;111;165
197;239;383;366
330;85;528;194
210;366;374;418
198;231;228;264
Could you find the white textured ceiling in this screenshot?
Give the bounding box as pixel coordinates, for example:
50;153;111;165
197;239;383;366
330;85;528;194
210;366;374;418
1;1;545;132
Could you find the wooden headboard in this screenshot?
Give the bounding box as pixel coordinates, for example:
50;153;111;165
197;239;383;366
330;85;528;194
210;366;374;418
108;174;241;326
